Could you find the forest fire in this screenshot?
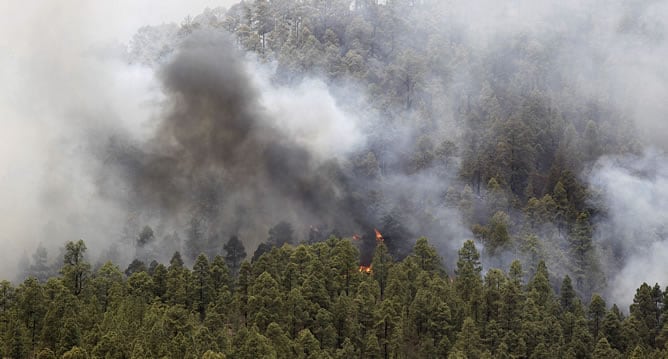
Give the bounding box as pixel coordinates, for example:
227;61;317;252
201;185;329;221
374;228;384;242
359;265;372;274
352;233;361;241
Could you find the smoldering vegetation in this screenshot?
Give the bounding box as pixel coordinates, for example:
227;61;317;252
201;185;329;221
6;0;668;309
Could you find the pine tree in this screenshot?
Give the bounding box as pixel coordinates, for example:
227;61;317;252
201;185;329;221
237;327;277;359
249;272;282;331
151;263;168;300
61;346;89;359
61;240;90;296
527;261;555;311
588;294;606;340
601;305;624;352
372;242;393;299
166;252;189;306
224;236;247;277
17;276;46;354
453;317;483;358
192;254;213;321
411;237;441;273
331;239;360;296
124;259;147;277
570;212;602;296
266;322;293;359
553;181;569;233
482;269;506;323
235;262;253;324
630;282;662;347
456;240;483;321
486;211;511;256
592;337;619;359
499;269;524;334
202;350;227;359
296;329;322;359
560;276;576;313
268;221;295;247
364;332;381;359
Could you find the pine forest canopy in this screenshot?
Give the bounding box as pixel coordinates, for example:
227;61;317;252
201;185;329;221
3;237;668;358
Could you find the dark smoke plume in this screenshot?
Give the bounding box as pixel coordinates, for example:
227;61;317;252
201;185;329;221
102;31;376;257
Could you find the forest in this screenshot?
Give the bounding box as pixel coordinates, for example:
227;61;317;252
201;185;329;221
3;0;668;357
2;237;667;358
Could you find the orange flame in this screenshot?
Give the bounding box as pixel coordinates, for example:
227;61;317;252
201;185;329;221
374;228;384;242
352;234;361;241
359;265;372;274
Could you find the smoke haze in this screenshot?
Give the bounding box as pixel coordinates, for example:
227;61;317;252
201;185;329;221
590;151;668;307
0;0;236;275
99;32;372;261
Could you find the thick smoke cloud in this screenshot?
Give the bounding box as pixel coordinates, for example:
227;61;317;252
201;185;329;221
589;150;668;308
95;28;473;265
100;32;375;261
0;1;237;276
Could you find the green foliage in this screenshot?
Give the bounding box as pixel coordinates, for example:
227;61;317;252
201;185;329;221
202;350;226;359
61;346;89;359
592;337;619;359
0;237;664;357
630;282;663;348
224;236;247;276
125;259;147;278
268;221;295;247
193;254;213;321
453;317;482;358
560;276;577;313
61;240;90;296
411;237;441;273
588;294;606;339
456;240;483;321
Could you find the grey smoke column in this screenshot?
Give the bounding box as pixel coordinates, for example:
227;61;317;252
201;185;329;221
104;31;369;251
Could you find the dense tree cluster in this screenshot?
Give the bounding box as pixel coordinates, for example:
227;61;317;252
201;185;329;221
3;238;668;358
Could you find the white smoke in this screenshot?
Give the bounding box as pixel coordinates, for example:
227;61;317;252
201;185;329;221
0;0;237;276
589;150;668;308
259;78;366;161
